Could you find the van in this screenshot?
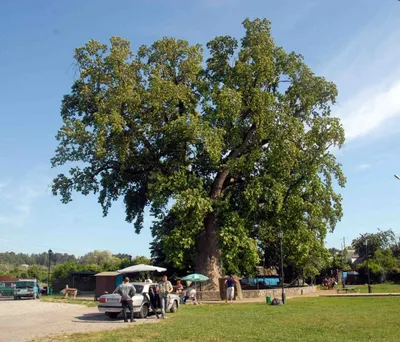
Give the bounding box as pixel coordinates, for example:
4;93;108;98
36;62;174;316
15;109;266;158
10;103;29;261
14;279;40;300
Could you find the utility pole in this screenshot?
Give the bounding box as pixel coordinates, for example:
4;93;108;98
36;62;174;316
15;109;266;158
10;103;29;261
278;230;285;304
47;249;53;295
364;240;372;293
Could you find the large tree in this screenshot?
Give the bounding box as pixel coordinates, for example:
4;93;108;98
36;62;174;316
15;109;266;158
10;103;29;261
52;18;345;288
352;229;396;258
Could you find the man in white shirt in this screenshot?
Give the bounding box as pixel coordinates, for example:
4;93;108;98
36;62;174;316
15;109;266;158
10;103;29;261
157;275;173;318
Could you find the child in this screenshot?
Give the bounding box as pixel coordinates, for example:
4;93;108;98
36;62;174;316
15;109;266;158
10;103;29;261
176;280;184;294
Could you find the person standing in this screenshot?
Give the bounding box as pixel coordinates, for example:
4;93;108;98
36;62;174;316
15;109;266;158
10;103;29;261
145;275;153;283
225;275;237;303
116;277;136;323
157;275;173;319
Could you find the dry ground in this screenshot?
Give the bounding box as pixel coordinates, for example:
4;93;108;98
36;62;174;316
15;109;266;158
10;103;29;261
0;298;158;342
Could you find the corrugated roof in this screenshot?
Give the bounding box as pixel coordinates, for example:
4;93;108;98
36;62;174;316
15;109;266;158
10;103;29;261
94;271;120;276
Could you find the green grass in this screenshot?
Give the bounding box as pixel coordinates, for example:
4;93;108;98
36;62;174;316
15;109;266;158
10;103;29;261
319;282;400;293
47;296;400;342
357;283;400;293
40;295;97;307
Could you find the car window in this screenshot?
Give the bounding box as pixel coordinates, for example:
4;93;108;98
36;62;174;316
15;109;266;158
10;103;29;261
133;285;144;293
113;284;144;294
16;281;35;288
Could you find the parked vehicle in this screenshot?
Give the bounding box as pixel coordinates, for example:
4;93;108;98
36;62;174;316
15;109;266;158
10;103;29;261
98;282;180;319
0;281;16;297
14;279;40;300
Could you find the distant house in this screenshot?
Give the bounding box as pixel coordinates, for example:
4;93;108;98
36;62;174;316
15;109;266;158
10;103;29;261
344;249;362;265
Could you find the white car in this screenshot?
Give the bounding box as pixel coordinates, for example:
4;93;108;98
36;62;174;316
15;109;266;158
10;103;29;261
98;282;180;319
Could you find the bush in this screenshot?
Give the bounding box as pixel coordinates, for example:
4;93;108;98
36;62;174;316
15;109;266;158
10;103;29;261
387;268;400;283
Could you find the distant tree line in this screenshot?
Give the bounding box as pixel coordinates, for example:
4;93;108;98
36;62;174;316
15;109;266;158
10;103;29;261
0;250;150;267
0;250;151;285
2;229;399;287
0;252;76;266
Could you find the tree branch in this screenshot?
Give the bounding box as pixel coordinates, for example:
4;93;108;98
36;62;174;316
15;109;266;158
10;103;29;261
223;123;256;162
221;177;245;195
210;124;257;199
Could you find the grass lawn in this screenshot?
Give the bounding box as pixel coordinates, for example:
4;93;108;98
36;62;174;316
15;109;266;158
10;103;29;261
40;295;97;307
48;296;400;342
357;283;400;293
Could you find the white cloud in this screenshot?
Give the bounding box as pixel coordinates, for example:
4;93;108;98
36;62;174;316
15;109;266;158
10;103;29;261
356;163;371;171
0;168;51;227
337;80;400;140
322;8;400;141
0;183;40;227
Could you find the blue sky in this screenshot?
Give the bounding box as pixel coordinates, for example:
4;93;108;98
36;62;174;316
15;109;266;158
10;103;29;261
1;0;400;257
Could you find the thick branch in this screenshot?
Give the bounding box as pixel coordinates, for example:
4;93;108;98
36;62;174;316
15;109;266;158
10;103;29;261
221;177;245;195
223;123;256;162
210;124;257;199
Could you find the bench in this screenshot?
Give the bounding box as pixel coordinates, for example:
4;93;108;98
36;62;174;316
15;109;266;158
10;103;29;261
337;287;357;294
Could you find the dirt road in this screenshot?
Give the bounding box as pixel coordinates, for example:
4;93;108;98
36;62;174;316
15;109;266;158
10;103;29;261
0;298;158;342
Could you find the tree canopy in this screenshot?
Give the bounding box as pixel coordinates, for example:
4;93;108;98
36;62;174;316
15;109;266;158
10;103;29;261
352;229;396;258
52;18;346;287
0;252;76;266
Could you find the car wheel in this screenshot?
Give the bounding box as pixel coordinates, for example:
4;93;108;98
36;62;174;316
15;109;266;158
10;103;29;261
139;304;149;319
170;300;178;313
106;312;120;319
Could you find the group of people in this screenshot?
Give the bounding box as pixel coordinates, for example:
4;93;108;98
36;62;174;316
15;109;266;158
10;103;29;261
146;276;199;305
116;275;174;322
177;274;238;304
116;274;239;322
322;277;337;289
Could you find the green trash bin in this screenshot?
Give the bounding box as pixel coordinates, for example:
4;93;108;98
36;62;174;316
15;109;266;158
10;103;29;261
266;296;271;304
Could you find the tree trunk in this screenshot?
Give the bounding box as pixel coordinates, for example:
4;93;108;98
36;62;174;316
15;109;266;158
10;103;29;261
195;212;221;290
